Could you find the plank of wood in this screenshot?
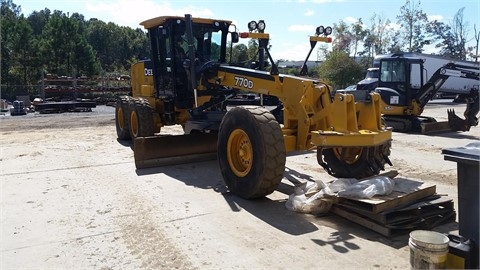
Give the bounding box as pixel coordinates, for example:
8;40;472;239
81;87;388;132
336;177;436;214
330;205;392;237
338;195;454;224
385;211;456;229
331;204;456;237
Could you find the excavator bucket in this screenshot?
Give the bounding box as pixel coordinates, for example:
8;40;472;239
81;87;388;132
447;90;479;132
421;90;479;133
447;109;471;132
134;133;218;169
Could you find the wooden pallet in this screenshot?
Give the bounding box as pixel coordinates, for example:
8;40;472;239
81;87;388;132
331;198;455;237
329;177;456;237
334;177;437;214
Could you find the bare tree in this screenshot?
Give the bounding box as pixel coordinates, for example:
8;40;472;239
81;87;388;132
473;24;480;62
350;18;367;60
371;13;391;55
451;7;469;60
332;20;353;54
397;0;429;52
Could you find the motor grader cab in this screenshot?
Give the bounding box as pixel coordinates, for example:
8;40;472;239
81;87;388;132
116;14;393;199
374;56;479;133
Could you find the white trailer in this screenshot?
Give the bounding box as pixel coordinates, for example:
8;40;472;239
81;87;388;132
373;53;479;96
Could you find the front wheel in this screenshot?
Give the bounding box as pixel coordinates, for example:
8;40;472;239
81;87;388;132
218;106;286;199
317;141;392;179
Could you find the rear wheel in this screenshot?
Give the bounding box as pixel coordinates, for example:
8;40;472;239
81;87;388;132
129;98;155;140
218;106;286;199
115;96;131;140
317;141;392;179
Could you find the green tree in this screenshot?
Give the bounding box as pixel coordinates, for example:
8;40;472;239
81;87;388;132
40;11;99;76
228;43;249;66
247;39;259;60
317;50;364;89
86;19;110;71
427;20;456;57
1;0;21;99
426;7;471;60
13;15;35;86
27;8;50;37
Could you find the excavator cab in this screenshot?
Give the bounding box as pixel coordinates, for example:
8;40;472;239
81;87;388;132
376;57;423;108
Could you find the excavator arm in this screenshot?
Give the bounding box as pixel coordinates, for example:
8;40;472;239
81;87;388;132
416;63;479;108
414;63;479;132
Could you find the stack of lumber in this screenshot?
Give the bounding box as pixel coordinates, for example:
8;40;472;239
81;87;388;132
329;174;456;237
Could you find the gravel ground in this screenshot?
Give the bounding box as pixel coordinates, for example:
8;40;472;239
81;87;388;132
1;101;478;269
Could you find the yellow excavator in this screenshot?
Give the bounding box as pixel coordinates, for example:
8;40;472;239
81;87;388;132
373;55;479;133
115;14;392;199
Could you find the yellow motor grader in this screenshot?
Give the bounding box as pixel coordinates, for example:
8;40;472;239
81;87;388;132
115;14;393;199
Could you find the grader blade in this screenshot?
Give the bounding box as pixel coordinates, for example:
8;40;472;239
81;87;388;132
134;133;218;169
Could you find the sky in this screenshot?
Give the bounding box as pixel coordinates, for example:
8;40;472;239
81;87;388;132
12;0;480;61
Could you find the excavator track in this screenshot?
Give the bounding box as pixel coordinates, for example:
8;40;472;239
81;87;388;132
382;115;453;134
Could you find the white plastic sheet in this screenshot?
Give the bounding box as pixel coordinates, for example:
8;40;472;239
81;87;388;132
285;176;395;215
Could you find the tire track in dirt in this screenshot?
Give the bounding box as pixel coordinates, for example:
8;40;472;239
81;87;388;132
116;195;195;270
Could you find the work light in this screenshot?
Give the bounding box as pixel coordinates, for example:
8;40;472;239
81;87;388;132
325;26;332;36
257;20;266;32
248;21;257;32
316;26;324;36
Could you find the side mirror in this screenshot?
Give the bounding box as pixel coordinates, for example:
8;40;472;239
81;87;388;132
231;32;239;43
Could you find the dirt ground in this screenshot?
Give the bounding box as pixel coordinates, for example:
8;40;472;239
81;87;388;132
1;100;478;269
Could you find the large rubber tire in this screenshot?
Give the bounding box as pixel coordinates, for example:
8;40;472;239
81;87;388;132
115;96;131;140
129;97;155;140
317;141;392;179
218;106;286;199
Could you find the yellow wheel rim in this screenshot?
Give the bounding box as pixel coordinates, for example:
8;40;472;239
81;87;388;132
117;107;124;130
227;129;253;177
333;147;362;165
130;110;138;137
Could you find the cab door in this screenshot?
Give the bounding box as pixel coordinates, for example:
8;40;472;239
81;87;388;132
148;26;175;98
